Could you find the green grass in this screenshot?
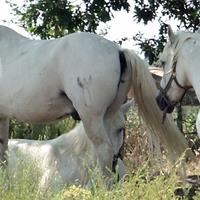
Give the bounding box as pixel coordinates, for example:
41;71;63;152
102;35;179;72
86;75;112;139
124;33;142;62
0;161;189;200
2;106;199;200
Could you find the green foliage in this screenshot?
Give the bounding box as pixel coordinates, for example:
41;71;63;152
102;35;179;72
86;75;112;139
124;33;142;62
133;0;200;64
133;23;167;64
9;117;76;140
134;0;200;29
171;106;200;155
181;106;200;152
6;0;200;62
7;0;130;39
0;161;57;200
182;106;198;135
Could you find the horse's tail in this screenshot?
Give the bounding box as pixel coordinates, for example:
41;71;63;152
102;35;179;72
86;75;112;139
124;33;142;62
106;51;132;116
123;49;194;161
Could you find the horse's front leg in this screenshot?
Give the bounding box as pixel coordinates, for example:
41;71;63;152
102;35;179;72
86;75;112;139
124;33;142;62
196;110;200;138
83;116;114;178
0;118;9;165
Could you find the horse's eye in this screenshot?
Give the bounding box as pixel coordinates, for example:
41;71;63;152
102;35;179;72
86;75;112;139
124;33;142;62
160;60;166;68
117;127;125;134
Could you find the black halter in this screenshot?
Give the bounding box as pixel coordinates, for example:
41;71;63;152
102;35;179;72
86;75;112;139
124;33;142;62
158;57;192;123
159;59;191;106
0;138;3;145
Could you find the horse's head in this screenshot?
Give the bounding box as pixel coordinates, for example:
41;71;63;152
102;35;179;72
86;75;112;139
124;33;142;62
156;25;191;114
105;100;133;161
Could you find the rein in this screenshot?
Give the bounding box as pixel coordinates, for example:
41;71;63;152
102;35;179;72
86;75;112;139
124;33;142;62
112;128;125;174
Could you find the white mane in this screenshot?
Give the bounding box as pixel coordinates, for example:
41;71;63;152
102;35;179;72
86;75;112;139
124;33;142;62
51;122;91;154
171;31;200;62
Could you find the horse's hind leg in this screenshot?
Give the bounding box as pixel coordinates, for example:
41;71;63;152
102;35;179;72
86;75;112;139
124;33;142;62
0;118;9;166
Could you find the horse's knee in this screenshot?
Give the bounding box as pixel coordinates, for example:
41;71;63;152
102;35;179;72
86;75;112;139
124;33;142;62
83;117;109;142
93;142;114;177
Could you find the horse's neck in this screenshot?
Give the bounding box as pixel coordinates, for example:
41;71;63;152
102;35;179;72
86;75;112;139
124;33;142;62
53;122;92;154
180;38;200;101
188;71;200;101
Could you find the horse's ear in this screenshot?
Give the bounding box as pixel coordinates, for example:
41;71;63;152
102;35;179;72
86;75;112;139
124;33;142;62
168;24;176;45
121;99;134;114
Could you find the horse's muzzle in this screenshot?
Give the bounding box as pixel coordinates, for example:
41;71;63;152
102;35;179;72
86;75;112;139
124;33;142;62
156;92;175;113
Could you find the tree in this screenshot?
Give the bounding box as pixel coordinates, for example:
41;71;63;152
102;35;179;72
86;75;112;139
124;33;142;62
7;0;130;39
133;0;200;64
7;0;200;62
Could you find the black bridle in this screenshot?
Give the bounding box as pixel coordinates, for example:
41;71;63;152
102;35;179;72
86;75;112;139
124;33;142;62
0;138;3;145
159;36;194;108
159;60;191;106
158;58;192;122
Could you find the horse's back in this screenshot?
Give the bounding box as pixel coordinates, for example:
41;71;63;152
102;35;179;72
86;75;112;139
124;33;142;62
8;139;47;159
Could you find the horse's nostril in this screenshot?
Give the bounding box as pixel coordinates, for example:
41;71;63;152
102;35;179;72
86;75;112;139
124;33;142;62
156;94;161;105
156;93;175;113
156;93;166;111
166;105;175;113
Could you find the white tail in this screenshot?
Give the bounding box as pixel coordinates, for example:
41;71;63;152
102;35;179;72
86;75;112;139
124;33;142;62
123;49;194;161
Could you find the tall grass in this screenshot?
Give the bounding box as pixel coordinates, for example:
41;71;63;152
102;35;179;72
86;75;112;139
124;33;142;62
0;106;199;199
0;161;182;200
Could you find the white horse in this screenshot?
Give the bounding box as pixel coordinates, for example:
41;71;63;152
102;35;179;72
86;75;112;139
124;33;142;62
156;25;200;138
7;101;131;191
0;25;192;177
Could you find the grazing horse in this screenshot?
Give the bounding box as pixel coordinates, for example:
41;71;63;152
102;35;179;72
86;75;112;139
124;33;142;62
7;101;131;191
0;25;192;177
156;25;200;138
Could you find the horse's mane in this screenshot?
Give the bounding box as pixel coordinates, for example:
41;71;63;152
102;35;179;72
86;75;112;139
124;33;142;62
52;122;91;155
172;31;200;62
123;49;193;161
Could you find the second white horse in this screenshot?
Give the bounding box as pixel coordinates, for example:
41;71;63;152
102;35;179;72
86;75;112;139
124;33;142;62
7;101;131;191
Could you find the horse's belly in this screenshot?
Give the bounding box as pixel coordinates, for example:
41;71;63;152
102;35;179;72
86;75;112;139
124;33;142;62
0;94;74;123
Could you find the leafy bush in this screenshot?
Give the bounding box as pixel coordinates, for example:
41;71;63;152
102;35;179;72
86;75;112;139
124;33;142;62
9;117;76;140
173;106;200;154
